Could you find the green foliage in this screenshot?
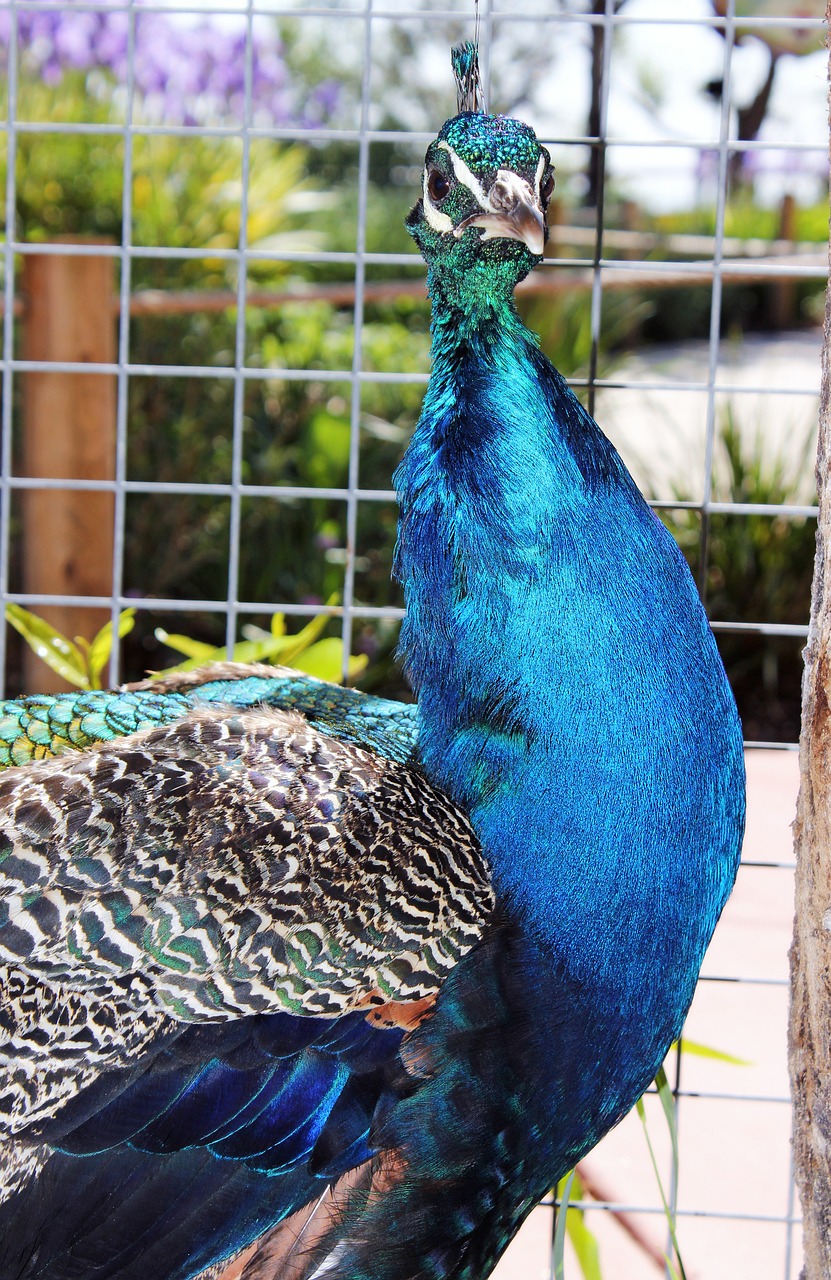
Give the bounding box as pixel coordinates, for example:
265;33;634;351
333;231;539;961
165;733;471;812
12;82;124;241
121;299;428;651
155;609;367;683
553;1170;603;1280
5;604;136;690
662;405;816;740
7;603;363;690
131;137;321;272
672;1037;750;1066
654;195;829;245
636;1068;687;1280
638;196;828;338
15;77;431;677
14;84;322;278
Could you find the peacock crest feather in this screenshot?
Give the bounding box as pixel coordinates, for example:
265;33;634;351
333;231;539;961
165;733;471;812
451;39;486;114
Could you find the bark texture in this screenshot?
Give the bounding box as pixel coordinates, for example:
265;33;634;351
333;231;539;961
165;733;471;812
789;13;831;1273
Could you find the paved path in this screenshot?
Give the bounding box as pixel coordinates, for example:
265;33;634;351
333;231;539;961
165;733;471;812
596;329;821;504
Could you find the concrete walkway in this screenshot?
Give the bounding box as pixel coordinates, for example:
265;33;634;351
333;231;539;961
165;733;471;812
595;329;821;504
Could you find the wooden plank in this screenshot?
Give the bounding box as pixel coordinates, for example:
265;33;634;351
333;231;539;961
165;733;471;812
126;250;826;318
20;241;116;692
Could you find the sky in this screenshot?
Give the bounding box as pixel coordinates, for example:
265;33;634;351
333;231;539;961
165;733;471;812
507;0;828;211
360;0;828;211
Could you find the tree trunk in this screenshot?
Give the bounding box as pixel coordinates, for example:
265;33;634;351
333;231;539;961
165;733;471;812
583;0;605;209
788;12;831;1273
582;1;628;209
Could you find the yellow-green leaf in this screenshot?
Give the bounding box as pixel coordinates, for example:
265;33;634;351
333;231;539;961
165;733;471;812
155;629;220;663
240;624;272;644
291;638;367;682
672;1038;750;1067
5;604;90;689
551;1169;603;1280
153;604;357;684
638;1072;688;1280
88;609;136;689
553;1170;576;1280
155;628;311;675
272;612;331;666
565;1197;602;1279
226;637;285;664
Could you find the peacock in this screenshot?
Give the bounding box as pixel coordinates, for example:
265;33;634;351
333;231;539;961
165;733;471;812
0;44;745;1280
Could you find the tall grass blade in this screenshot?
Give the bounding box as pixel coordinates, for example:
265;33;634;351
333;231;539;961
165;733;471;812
553;1169;577;1280
636;1078;688;1280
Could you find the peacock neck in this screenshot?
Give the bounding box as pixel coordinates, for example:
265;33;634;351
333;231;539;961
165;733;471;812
395;280;625;784
394;280;744;1032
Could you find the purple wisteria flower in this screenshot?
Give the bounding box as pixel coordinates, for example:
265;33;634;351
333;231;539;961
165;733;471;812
0;1;338;128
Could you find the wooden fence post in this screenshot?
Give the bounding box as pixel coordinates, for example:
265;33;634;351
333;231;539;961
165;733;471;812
788;11;831;1272
20;241;117;692
772;192;797;329
789;278;831;1279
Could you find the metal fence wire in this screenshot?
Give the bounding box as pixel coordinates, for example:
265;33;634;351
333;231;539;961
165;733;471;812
0;0;827;1276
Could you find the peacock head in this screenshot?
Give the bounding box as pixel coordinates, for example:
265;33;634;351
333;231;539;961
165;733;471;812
406;48;553;306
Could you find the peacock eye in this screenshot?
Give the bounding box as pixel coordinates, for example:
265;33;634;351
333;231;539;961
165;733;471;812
427;168;451;203
540;171;555;204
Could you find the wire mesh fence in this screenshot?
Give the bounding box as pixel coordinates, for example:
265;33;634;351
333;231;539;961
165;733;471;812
0;0;826;1276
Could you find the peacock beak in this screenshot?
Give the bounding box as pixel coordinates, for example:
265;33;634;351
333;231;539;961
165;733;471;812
453;169;546;255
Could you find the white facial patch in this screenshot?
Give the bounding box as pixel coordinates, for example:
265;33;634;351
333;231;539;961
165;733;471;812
534;152;546;199
422;166;454;234
437;141;490;212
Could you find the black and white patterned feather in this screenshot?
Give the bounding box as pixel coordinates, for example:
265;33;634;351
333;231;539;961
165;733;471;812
0;706;492;1136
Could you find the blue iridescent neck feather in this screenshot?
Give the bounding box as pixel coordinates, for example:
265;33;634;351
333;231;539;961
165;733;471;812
395;109;745;1050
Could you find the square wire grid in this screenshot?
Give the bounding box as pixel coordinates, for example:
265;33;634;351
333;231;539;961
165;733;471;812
0;0;826;1277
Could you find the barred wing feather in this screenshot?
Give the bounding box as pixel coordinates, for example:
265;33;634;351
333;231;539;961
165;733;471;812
0;706;494;1280
0;705;492;1129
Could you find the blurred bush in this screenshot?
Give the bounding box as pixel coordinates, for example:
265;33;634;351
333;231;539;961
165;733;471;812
662;407;816;742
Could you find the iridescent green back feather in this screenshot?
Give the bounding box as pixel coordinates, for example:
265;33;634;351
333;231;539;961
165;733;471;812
0;664;419;769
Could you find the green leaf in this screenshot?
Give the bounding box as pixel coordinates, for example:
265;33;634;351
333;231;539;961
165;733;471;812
153;601;364;685
637;1075;688;1280
155;611;343;678
154;629;220;663
273;611;331;666
88;609;136;689
654;1067;679;1169
672;1037;751;1067
553;1170;577;1280
6;604;90;689
562;1170;603;1280
664;1257;684;1280
154;622;329;675
290;637;368;682
225;637;288;664
240;623;272;644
